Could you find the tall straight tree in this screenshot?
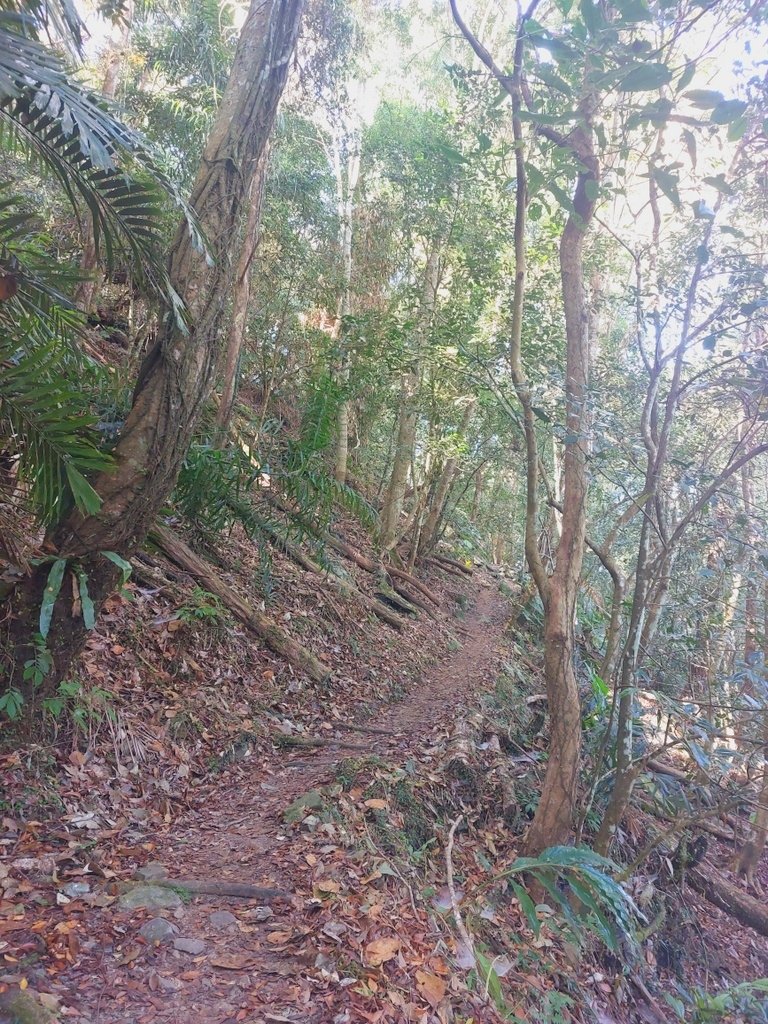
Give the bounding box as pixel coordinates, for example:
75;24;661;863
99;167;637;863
7;0;305;688
451;0;598;851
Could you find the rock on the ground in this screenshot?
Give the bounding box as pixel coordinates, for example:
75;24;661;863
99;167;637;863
246;906;273;922
139;918;179;944
173;937;206;955
117;885;183;911
133;862;169;882
209;910;238;931
0;989;58;1024
283;789;324;824
59;882;90;899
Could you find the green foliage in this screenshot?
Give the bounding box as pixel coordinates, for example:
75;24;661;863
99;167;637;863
42;677;116;733
176;588;227;626
22;632;53;690
500;846;637;955
664;980;768;1024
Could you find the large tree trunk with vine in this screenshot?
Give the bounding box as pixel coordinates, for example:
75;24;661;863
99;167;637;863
4;0;305;695
215;152;269;436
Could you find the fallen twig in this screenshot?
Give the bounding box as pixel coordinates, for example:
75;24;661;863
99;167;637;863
446;814;476;967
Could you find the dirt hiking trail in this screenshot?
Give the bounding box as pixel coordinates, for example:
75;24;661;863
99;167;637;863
57;582;508;1023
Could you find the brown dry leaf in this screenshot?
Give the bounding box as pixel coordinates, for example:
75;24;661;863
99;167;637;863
210;953;258;970
364;799;387;810
364;936;399;966
315;879;341;894
416;970;446;1008
266;931;293;944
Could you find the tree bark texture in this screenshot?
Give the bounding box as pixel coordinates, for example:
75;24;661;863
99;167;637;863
524;115;598;855
215;151;270;435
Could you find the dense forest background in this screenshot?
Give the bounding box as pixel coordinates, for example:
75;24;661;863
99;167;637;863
1;0;768;1021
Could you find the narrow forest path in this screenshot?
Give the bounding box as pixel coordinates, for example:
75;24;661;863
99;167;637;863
61;581;509;1023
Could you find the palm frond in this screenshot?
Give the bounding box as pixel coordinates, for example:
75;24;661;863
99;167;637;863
0;326;111;523
0;17;207;323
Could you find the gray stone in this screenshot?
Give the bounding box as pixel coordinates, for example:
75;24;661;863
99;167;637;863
246;906;273;922
209;910;238;931
301;814;320;831
117;885;182;911
283;789;324;824
60;881;90;899
139;917;179;944
133;862;169;882
173;937;206;955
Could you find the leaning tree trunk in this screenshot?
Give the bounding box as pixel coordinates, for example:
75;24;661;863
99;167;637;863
5;0;305;693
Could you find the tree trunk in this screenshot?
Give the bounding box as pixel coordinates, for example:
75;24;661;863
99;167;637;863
688;862;768;937
524;135;598;853
215;151;269;436
333;130;361;484
5;0;305;693
379;250;439;550
417;399;476;559
735;579;768;883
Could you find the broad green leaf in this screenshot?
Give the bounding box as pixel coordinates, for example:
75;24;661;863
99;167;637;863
703;174;733;195
64;463;102;516
584;178;600;201
728;116;748;141
75;569;96;630
580;0;605;36
652;166;680;207
677;62;696;91
711;99;748;124
547;182;574;213
619;63;673;92
684;89;724;108
40;558;67;639
510;881;540;936
102;550;132;585
682;129;697;169
615;0;652;22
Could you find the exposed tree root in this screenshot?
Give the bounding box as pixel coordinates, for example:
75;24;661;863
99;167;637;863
431;553;473;575
119;878;286;900
149;525;330;683
426;558;464;577
275;734;370;751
